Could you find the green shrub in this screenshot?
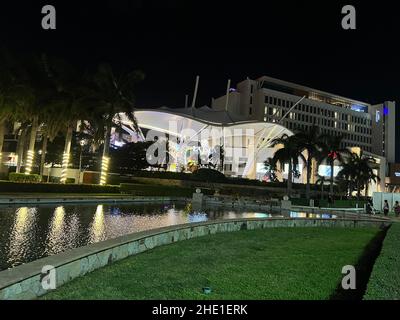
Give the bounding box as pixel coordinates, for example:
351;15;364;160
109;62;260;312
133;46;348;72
9;173;42;183
192;168;226;182
0;181;120;194
65;178;76;184
364;223;400;300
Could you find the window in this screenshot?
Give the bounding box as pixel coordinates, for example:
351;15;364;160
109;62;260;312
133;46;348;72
250;96;253;105
249;107;252;115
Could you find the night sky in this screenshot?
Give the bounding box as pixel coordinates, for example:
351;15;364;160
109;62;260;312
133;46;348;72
1;1;399;108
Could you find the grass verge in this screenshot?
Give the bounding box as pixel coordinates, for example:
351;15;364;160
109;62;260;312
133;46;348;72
364;223;400;300
43;227;379;300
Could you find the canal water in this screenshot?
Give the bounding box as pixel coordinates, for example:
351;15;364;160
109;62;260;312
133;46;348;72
0;202;335;271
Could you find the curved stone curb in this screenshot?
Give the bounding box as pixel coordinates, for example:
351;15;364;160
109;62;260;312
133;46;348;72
0;217;391;300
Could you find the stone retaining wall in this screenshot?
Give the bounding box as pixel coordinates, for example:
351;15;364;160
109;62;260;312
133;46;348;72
0;217;391;300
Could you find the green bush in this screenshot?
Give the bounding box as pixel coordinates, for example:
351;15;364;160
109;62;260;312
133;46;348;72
192;168;227;182
9;173;42;183
65;178;76;184
120;183;214;197
0;181;120;194
364;223;400;300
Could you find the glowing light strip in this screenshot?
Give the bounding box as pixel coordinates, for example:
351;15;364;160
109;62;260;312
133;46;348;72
24;150;35;175
99;156;110;185
60;152;70;183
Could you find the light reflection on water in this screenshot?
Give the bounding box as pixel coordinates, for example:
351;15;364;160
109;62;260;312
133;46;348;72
0;203;332;271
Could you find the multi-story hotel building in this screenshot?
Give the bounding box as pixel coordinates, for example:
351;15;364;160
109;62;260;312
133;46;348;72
212;76;396;164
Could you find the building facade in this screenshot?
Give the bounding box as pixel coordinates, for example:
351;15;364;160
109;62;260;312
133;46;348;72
212;76;396;163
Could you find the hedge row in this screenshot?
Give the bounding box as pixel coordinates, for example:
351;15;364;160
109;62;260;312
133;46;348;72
0;181;120;194
109;169;335;192
120;183;214;197
9;173;42;183
364;223;400;300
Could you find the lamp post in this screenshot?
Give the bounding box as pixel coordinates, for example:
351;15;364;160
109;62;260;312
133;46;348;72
79;139;86;184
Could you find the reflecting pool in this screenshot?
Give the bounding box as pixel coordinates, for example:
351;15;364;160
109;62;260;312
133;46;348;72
0;202;336;271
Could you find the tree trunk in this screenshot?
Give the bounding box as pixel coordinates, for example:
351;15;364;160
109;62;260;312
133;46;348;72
306;159;311;199
321;183;324;200
100;123;111;185
0;120;5;169
287;160;293;197
61;123;74;183
24;116;39;174
16;128;27;173
330;159;334;195
40;135;48;176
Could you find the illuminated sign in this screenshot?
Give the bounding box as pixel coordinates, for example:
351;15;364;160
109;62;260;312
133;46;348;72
376;110;381;123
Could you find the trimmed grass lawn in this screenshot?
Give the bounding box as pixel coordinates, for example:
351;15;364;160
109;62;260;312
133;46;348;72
43;227;379;300
364;223;400;300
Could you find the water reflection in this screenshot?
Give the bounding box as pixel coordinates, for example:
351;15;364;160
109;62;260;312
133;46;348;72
89;205;106;243
7;207;37;267
289;211;337;219
0;203;335;271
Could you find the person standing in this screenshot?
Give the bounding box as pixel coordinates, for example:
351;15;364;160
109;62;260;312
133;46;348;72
394;201;400;218
383;200;390;216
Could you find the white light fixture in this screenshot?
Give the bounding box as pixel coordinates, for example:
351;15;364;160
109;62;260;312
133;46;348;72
25;150;35;175
100;156;109;185
60;152;70;183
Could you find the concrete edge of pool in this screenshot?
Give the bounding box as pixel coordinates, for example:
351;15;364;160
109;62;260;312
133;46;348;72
0;196;188;206
0;217;391;300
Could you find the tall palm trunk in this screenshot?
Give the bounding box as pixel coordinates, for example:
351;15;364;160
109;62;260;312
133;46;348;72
100;122;111;185
287;160;293;197
321;182;324;200
0;120;5;168
306;159;311;199
16;128;27;173
61;123;74;183
39;135;48;176
24;116;39;174
330;159;334;195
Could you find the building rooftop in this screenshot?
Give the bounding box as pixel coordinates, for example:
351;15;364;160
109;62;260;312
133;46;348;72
256;75;370;109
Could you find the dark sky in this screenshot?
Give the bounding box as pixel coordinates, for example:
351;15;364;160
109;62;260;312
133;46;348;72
1;1;399;108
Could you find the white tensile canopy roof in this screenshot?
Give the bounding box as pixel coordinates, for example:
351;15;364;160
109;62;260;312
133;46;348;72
115;107;293;179
116;107;293;141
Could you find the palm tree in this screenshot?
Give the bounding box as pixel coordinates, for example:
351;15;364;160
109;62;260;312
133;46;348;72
319;135;350;196
295;126;325;199
270;134;302;197
9;53;57;174
338;151;380;201
86;64;144;185
44;57;94;183
264;157;278;182
315;175;328;200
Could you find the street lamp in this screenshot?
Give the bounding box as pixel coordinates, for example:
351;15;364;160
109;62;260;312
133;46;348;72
79;139;86;184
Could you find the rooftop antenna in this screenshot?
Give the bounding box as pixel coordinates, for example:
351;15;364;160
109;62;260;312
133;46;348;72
224;79;231;112
191;75;200;116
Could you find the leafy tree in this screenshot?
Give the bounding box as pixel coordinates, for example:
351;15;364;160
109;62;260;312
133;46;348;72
318;134;350;196
85;64;144;184
295;126;325;199
264;157;279;182
337;151;380;201
270;134;302;197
